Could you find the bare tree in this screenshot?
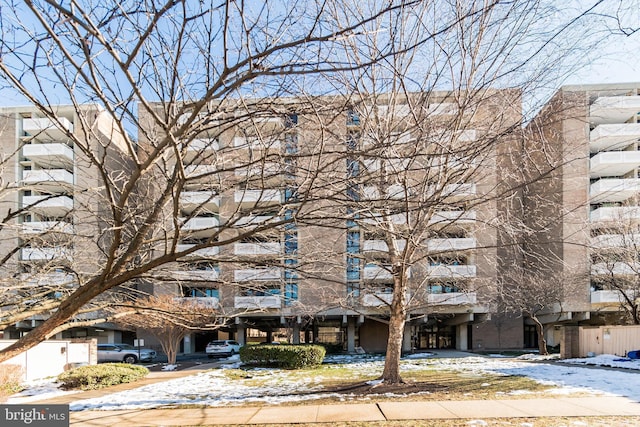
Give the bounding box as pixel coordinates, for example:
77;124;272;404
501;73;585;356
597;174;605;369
114;295;219;365
0;0;431;362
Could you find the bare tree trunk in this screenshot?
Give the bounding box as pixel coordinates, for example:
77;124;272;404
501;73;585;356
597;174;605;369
381;275;406;384
532;316;548;355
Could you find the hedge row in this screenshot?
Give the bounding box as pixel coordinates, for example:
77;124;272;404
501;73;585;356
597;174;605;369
239;344;326;369
58;363;149;390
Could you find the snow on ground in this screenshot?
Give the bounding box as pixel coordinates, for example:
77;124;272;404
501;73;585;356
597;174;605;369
7;352;640;411
6;378;80;404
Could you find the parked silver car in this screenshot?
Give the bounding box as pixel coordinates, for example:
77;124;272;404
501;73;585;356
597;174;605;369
97;343;157;364
205;340;241;358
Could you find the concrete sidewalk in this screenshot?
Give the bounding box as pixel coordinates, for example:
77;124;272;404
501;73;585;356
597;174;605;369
67;397;640;426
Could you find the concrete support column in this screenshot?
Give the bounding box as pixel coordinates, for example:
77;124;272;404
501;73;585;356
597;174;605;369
402;322;412;353
236;325;246;346
293;322;301;344
456;324;469;351
346;317;356;353
182;333;194;354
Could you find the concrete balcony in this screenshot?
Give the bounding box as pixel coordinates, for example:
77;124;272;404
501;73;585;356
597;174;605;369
590;151;640;178
234;189;281;207
362;239;407;253
234;163;282;179
179;191;219;213
233;136;281;150
590;206;640;223
363;158;411;172
176;244;220;258
591;233;640;249
360;213;408;226
429;210;476;226
184;164;218;178
172;269;220;281
234;268;281;282
363;264;411;281
590;290;628;305
21;247;71;262
179;216;219;238
20;272;76;287
590;123;640;153
376;104;411;118
21;221;73;235
22;169;74;191
590;178;640;203
22;117;73;141
427;292;477;305
362;292;396;307
234;242;281;256
590;96;640;125
591;262;639;276
235;215;279;229
22;195;73;217
174;296;219;309
22;143;74;169
362;184;408;200
427;103;457;115
426;237;477;253
234;295;282;309
182;138;218;162
441;183;476;199
426;264;477;278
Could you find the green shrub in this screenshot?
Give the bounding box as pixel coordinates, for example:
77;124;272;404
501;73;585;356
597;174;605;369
58;363;149;390
239;344;326;369
0;364;24;401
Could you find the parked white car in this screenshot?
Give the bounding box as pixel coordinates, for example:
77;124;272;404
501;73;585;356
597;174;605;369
206;340;241;358
97;343;157;364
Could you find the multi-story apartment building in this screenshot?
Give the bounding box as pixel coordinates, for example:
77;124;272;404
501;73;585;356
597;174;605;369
524;83;640;347
0;105;130;343
139;90;524;353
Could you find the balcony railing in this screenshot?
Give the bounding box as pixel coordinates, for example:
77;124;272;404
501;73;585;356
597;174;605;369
590;206;640;223
362;184;408;200
22;117;74;141
176;244;219;258
591;233;640;249
590;123;640;153
22;169;74;189
592;262;640;276
427;292;477;305
234;242;281;256
182;138;219;162
20;272;76;287
233;136;281;150
363;264;412;280
234;295;282;309
172;269;220;281
234;215;280;229
426;237;477;253
22;195;74;216
234;189;281;206
360;213;408;226
590;151;640;178
362;292;394;307
179;191;220;213
22;143;74;169
174;296;219;309
21;247;71;262
426;264;477;278
21;221;73;235
234;268;281;282
429;210;476;226
179;217;219;238
590;178;640;203
590;96;640;125
362;239;407;253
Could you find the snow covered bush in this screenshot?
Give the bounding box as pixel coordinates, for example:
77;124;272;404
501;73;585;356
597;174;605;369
58;363;149;390
240;344;326;369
